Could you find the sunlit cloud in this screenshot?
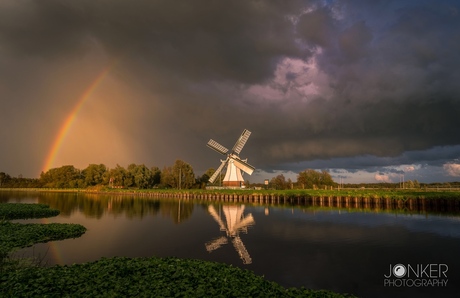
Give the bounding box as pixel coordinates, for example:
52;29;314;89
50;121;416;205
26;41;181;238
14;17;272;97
405;166;416;172
374;173;391;183
443;162;460;177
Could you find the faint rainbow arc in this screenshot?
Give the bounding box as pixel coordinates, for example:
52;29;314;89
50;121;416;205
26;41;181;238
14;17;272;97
42;63;116;173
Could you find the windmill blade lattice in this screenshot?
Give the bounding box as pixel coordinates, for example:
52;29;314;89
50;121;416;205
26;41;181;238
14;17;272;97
232;129;251;155
208;158;227;183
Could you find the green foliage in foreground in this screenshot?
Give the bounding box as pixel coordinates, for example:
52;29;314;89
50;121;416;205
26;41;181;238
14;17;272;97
0;256;354;298
0;203;85;260
0;203;60;220
0;221;87;259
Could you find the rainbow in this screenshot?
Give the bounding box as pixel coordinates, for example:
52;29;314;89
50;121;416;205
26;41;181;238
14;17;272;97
42;63;115;173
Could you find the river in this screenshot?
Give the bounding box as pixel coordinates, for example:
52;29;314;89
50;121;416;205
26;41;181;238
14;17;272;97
2;191;460;298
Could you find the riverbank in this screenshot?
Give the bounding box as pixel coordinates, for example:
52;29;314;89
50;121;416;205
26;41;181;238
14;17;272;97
3;186;460;197
2;187;460;211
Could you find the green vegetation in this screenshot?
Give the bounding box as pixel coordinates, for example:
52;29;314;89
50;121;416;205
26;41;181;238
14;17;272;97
68;187;460;201
1;256;352;298
0;203;86;263
0;203;59;220
0;221;86;260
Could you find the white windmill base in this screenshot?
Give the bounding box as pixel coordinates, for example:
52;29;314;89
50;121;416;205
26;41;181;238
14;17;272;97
222;159;245;187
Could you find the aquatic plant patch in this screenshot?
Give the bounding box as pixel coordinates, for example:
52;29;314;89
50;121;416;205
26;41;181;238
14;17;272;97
0;203;60;220
0;256;353;297
0;222;86;258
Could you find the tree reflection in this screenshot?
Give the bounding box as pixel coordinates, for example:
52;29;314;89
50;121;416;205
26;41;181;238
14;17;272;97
35;193;195;222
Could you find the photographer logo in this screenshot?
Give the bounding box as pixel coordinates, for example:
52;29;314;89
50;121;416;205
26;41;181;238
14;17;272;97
384;263;448;287
393;264;406;278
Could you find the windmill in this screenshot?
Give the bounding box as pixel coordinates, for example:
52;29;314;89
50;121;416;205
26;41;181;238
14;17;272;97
207;129;255;187
205;204;255;264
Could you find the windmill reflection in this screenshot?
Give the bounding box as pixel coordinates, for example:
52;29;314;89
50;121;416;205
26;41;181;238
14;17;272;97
205;204;255;264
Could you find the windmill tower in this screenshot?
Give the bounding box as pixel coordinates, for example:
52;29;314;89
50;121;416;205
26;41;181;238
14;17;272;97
207;129;255;187
205;204;255;264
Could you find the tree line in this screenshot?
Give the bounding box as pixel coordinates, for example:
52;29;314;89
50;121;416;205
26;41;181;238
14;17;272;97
264;169;335;190
5;162;456;190
0;160;207;189
1;162;339;190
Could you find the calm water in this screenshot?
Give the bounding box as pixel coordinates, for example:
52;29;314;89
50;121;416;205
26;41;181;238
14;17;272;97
3;191;460;298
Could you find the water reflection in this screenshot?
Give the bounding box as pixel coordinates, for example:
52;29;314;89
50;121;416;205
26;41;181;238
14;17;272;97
3;191;460;220
3;192;460;297
206;205;255;264
30;193;194;223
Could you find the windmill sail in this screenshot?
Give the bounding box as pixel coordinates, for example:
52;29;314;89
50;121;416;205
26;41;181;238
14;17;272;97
230;157;255;175
232;236;252;264
205;236;228;252
205;204;255;264
232;129;251;155
207;139;229;155
208;158;227;183
208;205;226;231
232;214;255;232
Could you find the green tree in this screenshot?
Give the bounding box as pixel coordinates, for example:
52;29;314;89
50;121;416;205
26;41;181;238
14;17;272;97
0;172;11;187
270;174;288;190
40;165;81;188
319;170;335;188
161;160;195;189
197;168;215;189
160;166;174;188
297;169;320;189
83;164;107;186
106;164;128;188
297;169;335;189
127;164;153;189
174;160;195;189
150;166;161;187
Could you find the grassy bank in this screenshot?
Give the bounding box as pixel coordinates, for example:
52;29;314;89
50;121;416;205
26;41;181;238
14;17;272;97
2;187;460;200
0;203;354;297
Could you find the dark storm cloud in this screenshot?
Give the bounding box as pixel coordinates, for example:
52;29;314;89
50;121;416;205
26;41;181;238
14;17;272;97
0;0;307;83
1;0;460;180
237;0;460;171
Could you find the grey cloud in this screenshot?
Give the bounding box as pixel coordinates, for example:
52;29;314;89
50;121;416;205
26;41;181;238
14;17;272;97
1;0;460;182
297;7;336;48
265;145;460;175
240;1;460;171
338;21;372;61
0;1;91;59
0;0;308;84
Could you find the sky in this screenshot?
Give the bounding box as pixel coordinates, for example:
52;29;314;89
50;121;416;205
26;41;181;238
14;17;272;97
1;0;460;184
